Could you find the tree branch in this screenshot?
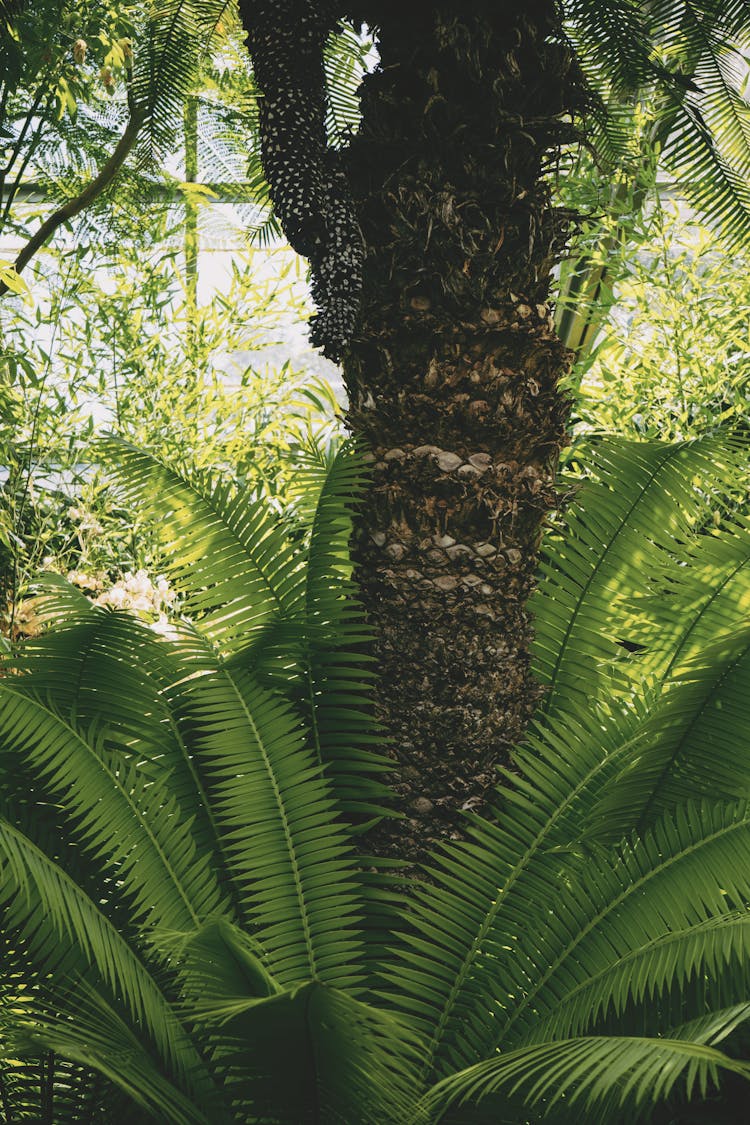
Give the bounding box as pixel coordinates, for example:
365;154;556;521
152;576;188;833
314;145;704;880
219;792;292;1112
0;108;144;296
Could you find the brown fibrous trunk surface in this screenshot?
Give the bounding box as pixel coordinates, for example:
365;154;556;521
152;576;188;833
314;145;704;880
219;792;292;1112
342;1;581;863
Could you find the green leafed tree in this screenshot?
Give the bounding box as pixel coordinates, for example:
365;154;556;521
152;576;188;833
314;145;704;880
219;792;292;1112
0;0;230;294
5;4;749;860
2;3;750;1119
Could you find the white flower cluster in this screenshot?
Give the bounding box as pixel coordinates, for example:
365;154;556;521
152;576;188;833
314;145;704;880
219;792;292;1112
67;568;178;637
69;507;105;536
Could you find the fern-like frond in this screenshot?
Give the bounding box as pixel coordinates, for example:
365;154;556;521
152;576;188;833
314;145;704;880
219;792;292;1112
162;628;365;990
386;739;750;1082
528;913;750;1044
130;0;229;162
173;932;422;1125
421;1033;750;1124
254;438;390;820
587;625;750;837
11;603;174;763
0;1044;130;1124
380;691;649;1074
563;0;750;248
563;0;656;92
9;603;241;914
532;435;744;717
99;436;300;654
0;818;203;1091
652;1;750;247
102;435;390;823
323;22;371;147
616;518;750;685
499;799;750;1046
2;984;215;1125
0;682;222;935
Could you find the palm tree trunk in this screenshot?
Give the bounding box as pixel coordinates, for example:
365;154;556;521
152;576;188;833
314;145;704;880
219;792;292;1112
342;1;580;860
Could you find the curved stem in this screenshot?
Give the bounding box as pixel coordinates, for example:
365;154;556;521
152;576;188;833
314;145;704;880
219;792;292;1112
0;109;144;295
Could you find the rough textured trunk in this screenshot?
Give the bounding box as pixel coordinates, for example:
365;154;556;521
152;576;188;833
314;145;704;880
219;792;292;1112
342;1;580;861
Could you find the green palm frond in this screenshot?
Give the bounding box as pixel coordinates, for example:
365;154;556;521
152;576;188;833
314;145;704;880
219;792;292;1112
563;0;750;248
101;435;390;822
257;438;390;820
10;603;177;763
421;1033;750;1124
528;432;750;840
173;918;280;1015
528;916;750;1045
7;603;241;900
130;0;229;161
0;589;373;1115
324;22;371;147
385;748;750;1079
173;921;421;1125
0;818;204;1091
651;1;750;246
161;631;365;989
2;984;214;1125
563;0;656;92
199;24;282;245
0;1051;129;1123
0;682;222;933
531;434;744;717
99;436;300;653
586;625;750;838
617;518;750;683
5;598;367;990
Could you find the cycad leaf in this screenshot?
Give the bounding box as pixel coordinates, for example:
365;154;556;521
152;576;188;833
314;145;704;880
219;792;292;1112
99;436;299;653
529;913;750;1044
386;743;750;1081
173;918;280;1017
421;1034;750;1123
256;438;390;820
616;518;750;684
3;984;214;1125
130;0;228;162
564;0;750;248
656;1;750;249
9;605;240;914
492;801;750;1049
532;435;743;717
180;975;421;1125
162;630;365;990
101;435;390;824
588;625;750;837
323;22;371;146
10;604;176;763
0;682;221;935
0;818;203;1093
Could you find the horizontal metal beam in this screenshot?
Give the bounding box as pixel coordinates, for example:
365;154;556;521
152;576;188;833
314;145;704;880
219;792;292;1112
1;181;264;206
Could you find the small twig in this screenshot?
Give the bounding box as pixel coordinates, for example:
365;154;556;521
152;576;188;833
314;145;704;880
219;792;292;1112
1;90;58;226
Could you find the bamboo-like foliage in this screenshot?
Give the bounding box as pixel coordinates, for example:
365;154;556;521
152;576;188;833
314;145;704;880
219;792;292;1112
1;436;750;1121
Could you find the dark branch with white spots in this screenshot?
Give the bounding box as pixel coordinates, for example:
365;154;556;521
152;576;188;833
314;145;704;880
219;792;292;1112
239;1;364;361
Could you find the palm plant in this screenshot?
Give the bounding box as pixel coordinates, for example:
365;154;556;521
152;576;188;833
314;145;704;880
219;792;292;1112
6;1;750;868
1;433;750;1121
234;0;750;859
